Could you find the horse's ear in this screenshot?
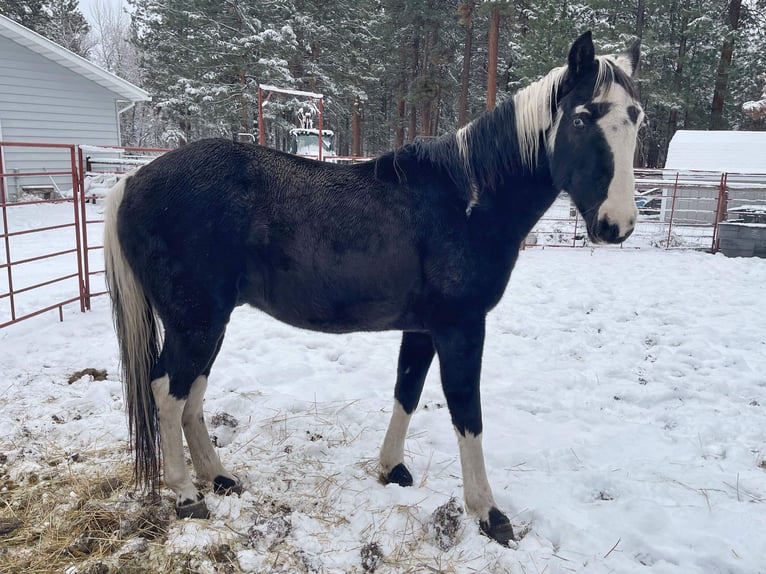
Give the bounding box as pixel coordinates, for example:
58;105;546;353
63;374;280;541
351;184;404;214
568;31;596;79
621;38;641;77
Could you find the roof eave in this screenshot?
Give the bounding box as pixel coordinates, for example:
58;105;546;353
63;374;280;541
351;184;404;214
0;14;150;102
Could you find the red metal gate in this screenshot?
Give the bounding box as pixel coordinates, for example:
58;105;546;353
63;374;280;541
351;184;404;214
0;142;85;327
0;142;168;328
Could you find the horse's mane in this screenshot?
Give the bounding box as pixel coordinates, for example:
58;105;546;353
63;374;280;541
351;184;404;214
374;54;637;210
373;135;474;204
458;55;637;194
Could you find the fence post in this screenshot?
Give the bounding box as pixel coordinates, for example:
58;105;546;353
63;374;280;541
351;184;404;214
77;145;93;311
70;145;88;313
711;172;728;253
0;144;17;323
665;172;679;249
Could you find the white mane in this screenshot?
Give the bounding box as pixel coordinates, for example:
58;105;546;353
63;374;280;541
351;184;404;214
513;56;628;170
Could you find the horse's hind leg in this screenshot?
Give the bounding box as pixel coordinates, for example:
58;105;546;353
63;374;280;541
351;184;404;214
153;323;234;518
380;332;434;486
182;369;241;495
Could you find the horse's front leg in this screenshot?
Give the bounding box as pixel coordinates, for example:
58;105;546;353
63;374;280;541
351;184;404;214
432;319;515;546
380;331;435;486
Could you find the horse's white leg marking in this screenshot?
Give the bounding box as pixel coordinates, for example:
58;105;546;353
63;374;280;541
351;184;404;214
151;375;198;504
380;400;411;475
182;375;229;482
456;430;496;522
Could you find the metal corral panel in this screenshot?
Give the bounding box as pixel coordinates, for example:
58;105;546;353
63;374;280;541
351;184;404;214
663;131;766;225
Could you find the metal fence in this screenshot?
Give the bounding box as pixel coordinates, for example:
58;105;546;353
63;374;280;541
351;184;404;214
2;141;765;329
526;168;766;251
0;142;167;328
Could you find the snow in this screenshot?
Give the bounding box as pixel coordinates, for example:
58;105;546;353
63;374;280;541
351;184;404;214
665;130;766;174
260;84;324;99
2;203;766;573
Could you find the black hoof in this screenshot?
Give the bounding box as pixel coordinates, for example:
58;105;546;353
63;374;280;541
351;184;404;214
479;507;515;547
176;494;210;519
213;475;243;496
384;463;413;487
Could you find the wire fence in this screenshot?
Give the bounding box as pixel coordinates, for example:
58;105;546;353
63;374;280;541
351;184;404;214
2;141;765;329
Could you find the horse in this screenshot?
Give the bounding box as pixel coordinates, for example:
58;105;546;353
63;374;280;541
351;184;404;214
103;31;643;546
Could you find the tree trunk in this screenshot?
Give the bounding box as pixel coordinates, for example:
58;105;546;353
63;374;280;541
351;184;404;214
710;0;742;130
458;0;476;127
487;8;500;111
396;88;406;148
636;0;646;40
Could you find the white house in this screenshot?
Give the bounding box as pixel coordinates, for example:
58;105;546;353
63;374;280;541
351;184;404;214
0;14;149;198
662;130;766;224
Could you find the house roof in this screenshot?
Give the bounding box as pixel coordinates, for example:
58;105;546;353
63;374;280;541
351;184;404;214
0;14;149;102
665;130;766;174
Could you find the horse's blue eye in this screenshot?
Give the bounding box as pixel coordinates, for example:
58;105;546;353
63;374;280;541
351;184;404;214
573;117;586;128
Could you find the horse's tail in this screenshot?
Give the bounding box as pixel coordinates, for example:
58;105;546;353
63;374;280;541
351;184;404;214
104;172;161;493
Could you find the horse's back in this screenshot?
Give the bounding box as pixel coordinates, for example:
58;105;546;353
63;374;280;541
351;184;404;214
117;139;423;333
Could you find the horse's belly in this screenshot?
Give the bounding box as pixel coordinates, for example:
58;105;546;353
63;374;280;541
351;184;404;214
240;260;420;333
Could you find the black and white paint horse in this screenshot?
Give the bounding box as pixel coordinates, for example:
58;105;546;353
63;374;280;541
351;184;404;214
104;32;643;545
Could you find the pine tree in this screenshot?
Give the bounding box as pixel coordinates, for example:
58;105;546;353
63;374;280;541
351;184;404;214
0;0;91;57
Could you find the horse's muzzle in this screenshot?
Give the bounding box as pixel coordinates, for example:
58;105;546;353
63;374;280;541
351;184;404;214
590;216;635;244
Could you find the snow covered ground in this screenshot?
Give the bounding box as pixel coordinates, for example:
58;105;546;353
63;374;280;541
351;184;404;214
1;202;765;573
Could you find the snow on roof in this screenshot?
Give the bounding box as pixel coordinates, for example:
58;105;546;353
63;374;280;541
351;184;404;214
665;130;766;173
0;14;149;102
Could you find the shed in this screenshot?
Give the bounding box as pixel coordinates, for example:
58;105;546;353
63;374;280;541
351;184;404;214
661;130;766;225
0;14;149;199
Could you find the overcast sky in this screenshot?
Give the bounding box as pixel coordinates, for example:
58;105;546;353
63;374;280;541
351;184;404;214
78;0;127;25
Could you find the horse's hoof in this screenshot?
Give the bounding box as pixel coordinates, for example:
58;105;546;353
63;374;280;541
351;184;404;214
213;475;243;496
383;463;413;487
176;494;210;519
479;507;515;547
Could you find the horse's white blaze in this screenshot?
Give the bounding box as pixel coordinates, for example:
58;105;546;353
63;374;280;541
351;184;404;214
595;86;642;238
182;376;228;482
456;430;496;521
380;400;411;475
151;375;198;503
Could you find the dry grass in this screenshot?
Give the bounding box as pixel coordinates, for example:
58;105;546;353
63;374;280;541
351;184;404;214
0;403;524;573
0;448;173;574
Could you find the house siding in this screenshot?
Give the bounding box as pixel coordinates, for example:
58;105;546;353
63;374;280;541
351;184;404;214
0;34;122;198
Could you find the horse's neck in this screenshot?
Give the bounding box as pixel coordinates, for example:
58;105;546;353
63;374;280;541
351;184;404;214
458;105;559;239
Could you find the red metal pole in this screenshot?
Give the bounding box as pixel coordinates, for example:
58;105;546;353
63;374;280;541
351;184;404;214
72;145;87;312
665;172;679;249
712;172;728;253
0;143;16;323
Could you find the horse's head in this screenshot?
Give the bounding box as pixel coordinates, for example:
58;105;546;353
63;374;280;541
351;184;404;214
548;32;643;244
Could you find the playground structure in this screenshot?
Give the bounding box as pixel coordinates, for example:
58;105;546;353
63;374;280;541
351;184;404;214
257;84;330;161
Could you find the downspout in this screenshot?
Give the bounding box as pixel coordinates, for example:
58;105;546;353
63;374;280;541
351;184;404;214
116;100;137;146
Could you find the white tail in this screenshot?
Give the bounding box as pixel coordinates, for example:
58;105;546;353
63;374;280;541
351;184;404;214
103;172;162;491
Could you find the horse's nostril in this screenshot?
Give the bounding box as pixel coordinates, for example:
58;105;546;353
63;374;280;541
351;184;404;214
597;219;621;243
596;218;634;243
